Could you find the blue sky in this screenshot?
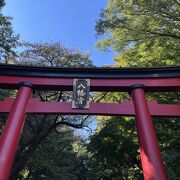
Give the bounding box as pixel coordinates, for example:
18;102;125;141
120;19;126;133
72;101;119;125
3;0;114;66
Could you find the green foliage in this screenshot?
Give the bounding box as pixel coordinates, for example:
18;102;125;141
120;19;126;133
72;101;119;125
16;42;93;67
154;118;180;179
96;0;180;67
88;117;142;180
91;1;180;179
21;128;87;180
0;0;19;62
87;91;180;179
0;0;5;8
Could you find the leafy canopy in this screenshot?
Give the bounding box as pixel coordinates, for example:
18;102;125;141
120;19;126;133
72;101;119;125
0;0;19;62
96;0;180;67
89;1;180;179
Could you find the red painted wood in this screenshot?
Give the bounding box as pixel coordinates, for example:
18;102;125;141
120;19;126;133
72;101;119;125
131;88;167;180
0;75;180;92
0;86;32;180
0;98;180;117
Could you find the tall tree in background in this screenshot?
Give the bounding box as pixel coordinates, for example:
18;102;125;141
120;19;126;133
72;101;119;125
0;0;19;62
0;42;93;179
87;0;180;179
16;42;92;67
88;92;180;179
96;0;180;67
88;117;142;180
0;2;93;177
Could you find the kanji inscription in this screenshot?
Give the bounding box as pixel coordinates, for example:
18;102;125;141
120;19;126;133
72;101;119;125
72;79;90;109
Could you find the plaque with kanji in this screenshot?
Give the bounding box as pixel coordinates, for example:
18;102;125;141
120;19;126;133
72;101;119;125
72;79;90;109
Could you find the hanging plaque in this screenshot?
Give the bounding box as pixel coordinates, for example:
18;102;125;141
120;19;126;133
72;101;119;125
72;79;90;109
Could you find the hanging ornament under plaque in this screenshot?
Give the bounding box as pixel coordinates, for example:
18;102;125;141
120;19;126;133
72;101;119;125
72;79;90;109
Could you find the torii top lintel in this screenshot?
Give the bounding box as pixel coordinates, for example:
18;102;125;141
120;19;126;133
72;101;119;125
0;64;180;92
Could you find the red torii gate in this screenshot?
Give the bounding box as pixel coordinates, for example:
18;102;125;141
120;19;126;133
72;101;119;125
0;64;180;180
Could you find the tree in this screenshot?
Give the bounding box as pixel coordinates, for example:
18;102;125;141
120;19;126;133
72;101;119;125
95;0;180;67
90;1;180;178
5;42;93;179
0;0;19;62
88;117;142;180
87;94;180;179
16;42;92;67
21;127;88;180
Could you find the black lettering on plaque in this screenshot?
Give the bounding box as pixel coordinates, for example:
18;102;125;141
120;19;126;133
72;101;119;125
72;79;90;109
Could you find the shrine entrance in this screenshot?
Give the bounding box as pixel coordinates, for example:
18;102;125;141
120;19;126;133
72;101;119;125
0;64;180;180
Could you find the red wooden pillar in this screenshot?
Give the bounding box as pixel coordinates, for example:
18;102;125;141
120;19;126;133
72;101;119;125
0;82;33;180
130;84;167;180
